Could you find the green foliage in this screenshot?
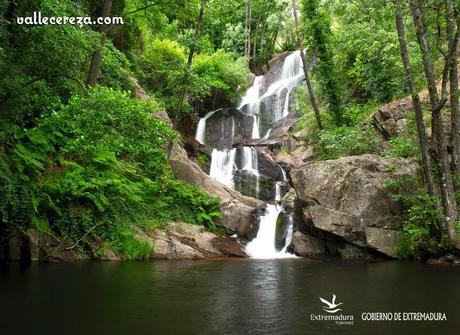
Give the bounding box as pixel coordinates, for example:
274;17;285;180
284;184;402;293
0;151;34;228
136;38;187;112
327;0;441;104
196;153;210;168
0;0;97;129
315;125;379;160
384;136;419;158
302;0;344;125
397;195;449;259
153;180;222;231
109;226;153;261
99;41;133;90
136;38;249;116
384;176;449;259
192;50;249;103
1;87;220;259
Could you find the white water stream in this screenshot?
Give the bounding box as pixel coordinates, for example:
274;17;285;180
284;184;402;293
209;148;237;188
196;51;304;258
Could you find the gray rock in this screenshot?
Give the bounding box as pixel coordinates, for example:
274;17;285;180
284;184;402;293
292;145;315;163
2;228;89;262
151;222;246;259
336;243;379;261
370;99;411;139
292;154;416;258
169;142;264;234
364;227;399;258
293;231;327;257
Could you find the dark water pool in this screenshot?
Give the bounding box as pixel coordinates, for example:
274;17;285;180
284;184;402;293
1;259;459;335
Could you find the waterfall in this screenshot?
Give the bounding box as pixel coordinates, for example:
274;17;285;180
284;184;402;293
280;50;302;80
263;129;271;139
275;182;282;201
195;51;305;258
245;204;281;258
259;50;303;122
239;76;263;108
241;146;260;198
280;214;294;254
209;148;237;188
195;110;218;144
239;76;263;139
245;204;296;259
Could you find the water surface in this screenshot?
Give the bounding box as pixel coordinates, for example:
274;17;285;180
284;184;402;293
1;259;459;334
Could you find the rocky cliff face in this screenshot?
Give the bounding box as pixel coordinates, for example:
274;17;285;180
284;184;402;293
291;154;417;258
169;142;264;235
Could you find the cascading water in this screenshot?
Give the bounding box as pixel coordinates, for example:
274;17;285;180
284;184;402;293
195;110;218;144
239;76;263;139
241;147;260;198
195;51;305;258
244;204;285;259
243;51;304;134
244;164;296;259
209;148;237;188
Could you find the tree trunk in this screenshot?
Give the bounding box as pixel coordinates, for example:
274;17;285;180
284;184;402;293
252;15;260;66
445;0;460;178
292;0;322;130
248;2;251;61
265;28;278;71
411;2;459;245
393;0;437;200
174;0;207;126
258;22;267;71
87;0;113;86
244;1;249;60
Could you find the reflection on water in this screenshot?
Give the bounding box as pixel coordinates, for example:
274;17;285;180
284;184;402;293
1;259;460;335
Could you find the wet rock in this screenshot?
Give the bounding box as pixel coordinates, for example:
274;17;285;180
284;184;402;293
237;205;265;241
212;236;247;257
336;244;379;261
293;232;327;257
39;234;90;262
291;154;416;258
100;249;122;261
275;211;291;251
169;142;264;234
202;108;254;148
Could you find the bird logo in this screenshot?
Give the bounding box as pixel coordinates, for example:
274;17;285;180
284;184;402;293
319;294;343;314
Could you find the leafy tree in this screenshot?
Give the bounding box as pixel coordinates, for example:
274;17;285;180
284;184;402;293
301;0;344;125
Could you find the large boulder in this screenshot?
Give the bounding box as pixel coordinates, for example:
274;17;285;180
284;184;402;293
202;108;254;148
292;232;327;258
151;222;246;259
169;142;264;234
291;154;416;258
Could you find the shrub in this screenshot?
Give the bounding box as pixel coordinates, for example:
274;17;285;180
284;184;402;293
192;50;249;103
136;38;187;112
315;125;379;160
384;176;449;259
3;87;220;258
99;41;132;90
384;136;418;158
